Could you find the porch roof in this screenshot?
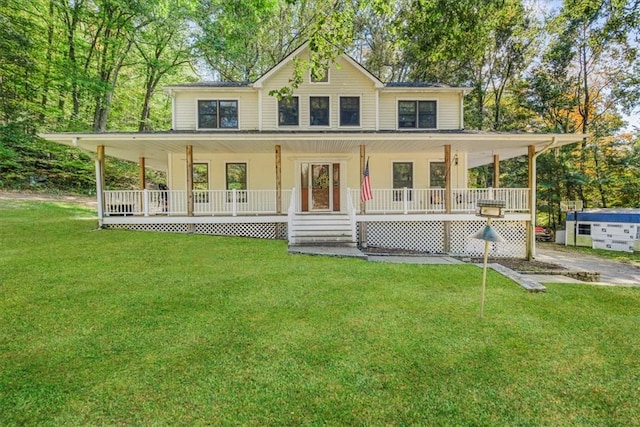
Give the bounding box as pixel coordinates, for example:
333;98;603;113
40;130;587;171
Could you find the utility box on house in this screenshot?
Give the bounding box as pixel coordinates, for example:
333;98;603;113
565;209;640;253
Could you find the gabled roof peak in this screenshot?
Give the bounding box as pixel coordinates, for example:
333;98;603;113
252;41;384;89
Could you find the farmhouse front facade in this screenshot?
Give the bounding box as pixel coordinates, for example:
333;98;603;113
42;43;585;258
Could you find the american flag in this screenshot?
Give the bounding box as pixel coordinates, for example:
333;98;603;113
361;158;373;202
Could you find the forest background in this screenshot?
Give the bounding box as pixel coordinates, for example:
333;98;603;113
0;0;639;230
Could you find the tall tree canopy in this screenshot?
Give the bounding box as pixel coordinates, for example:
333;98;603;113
0;0;639;219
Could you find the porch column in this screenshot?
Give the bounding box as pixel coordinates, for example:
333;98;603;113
138;157;146;189
275;145;282;214
527;145;536;260
96;144;105;226
493;154;500;188
444;145;452;213
360;145;366;214
359;144;367;247
186;145;193;217
443;145;452;253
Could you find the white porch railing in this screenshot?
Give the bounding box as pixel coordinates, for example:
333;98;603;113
349;187;529;214
104;189;292;216
103;187;528;217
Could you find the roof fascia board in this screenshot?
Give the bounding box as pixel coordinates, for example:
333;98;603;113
381;87;472;94
40;132;588;144
163;86;256;93
340;54;384;88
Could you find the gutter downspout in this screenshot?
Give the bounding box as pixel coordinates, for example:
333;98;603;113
529;136;557;259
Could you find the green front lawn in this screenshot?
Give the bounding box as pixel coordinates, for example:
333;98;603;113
1;201;639;425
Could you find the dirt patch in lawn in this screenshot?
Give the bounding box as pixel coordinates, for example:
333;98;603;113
0;191;97;209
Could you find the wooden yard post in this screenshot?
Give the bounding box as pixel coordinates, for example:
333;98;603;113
493;154;500;188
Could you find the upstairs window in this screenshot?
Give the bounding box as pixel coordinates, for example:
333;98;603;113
310;96;330;126
198;100;238;129
340;97;360;126
278;96;299;126
398;100;437;129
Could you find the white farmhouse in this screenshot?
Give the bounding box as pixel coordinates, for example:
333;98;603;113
42;43;586;258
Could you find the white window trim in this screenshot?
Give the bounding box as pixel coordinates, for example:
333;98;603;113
276;95;301;128
338;95;362;129
577;223;592;236
224;161;249;190
395;98;438;130
428;159;446;188
190;160;211;190
195;98;240;131
309;95;331;128
391;160;415;188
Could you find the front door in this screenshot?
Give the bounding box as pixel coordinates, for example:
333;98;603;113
301;162;341;212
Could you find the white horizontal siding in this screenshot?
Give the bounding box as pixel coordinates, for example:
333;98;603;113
437;92;461;129
378;91;462;130
173;91;259;131
260;55;378;131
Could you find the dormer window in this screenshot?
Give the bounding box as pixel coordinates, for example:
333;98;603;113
278;96;299;126
398;100;437;129
198;100;238;129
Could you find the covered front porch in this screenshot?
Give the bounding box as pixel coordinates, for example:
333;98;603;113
98;187;531;258
41;130;586;258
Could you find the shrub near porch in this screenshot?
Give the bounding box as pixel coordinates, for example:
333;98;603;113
1;200;639;425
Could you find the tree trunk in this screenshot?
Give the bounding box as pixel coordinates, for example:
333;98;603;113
138;70;158;131
39;0;55;125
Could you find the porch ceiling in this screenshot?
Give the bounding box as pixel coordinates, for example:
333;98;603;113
40;131;587;170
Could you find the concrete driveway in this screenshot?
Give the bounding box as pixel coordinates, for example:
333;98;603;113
535;245;640;286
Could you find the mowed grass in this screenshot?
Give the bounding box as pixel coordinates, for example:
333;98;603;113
1;201;639;426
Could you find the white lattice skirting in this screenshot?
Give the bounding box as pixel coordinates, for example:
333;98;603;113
105;222;288;240
360;220;527;258
106;219;526;258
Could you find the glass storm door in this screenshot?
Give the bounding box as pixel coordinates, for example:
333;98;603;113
300;163;340;212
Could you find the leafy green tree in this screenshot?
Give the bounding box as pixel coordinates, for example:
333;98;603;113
132;0;196;131
0;0;39;125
